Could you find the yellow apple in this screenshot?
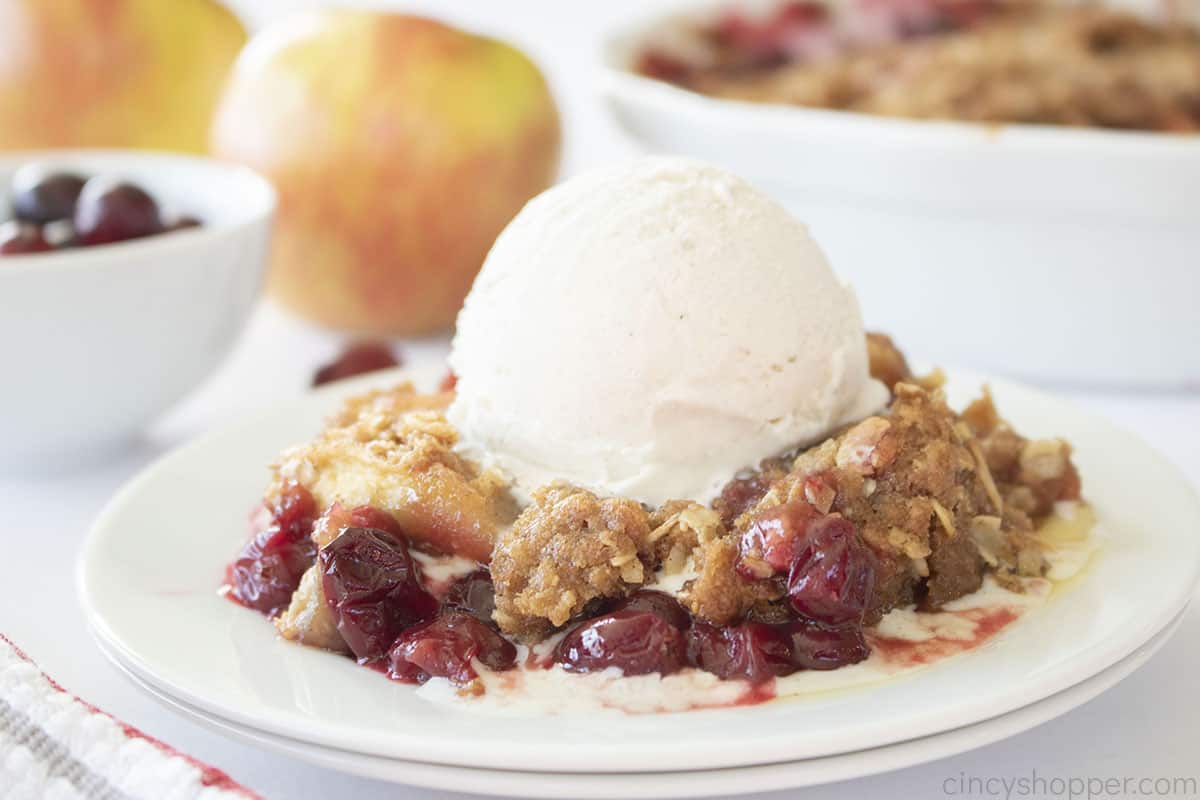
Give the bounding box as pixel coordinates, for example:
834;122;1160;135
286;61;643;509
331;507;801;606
211;11;562;334
0;0;245;153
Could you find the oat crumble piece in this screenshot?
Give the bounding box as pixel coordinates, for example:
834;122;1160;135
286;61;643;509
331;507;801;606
490;484;654;641
648;501;780;624
715;381;1075;625
268;383;516;563
866;332;913;392
679;7;1200;132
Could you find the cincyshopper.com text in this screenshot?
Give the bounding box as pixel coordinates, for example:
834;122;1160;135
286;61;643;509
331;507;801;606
942;770;1199;799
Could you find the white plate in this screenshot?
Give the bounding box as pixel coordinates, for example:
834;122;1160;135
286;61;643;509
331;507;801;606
77;367;1200;773
94;609;1185;799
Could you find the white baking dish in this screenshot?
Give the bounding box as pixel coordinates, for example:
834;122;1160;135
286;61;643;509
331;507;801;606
599;1;1200;388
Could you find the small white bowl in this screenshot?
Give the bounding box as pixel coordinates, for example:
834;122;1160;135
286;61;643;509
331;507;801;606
599;3;1200;389
0;150;275;470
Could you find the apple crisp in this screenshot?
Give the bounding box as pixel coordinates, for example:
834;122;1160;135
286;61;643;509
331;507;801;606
638;3;1200;132
227;334;1087;692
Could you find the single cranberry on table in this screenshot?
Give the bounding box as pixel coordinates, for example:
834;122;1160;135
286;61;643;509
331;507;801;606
10;168;86;225
555;609;688;676
73;178;164;246
227;483;319;616
388;610;517;685
786;515;877;626
313;341;402;387
319;526;438;662
0;221;53;256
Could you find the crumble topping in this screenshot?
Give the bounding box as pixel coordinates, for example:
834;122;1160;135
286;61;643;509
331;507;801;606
490;484;653;641
270;383;516;563
230;336;1090;700
641;5;1200;132
865;332;912;393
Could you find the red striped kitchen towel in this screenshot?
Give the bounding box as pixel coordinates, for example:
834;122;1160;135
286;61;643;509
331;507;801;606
0;635;259;800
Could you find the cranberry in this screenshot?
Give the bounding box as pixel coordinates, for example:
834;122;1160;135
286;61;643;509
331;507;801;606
782;619;870;671
715;1;831;64
714;473;772;529
319;526;437;661
317;502;403;544
313;342;401;387
443;569;499;626
11;168;85;224
688;621;794;683
228;484;318;616
737;500;818;579
555;610;688;676
786;516;876;626
73;179;163;246
610;590;692;630
388;610;516;685
937;2;992;27
635;51;693;82
0;221;53;255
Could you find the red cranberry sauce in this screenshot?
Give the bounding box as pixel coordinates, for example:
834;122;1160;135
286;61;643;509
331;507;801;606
389;610;517;685
318;526;439;662
556;608;690;677
315;502;403;543
785;515;877;626
229;491;878;689
637;0;1006;84
714;1;833;66
553;493;878;681
227;482;318;617
554;586;871;683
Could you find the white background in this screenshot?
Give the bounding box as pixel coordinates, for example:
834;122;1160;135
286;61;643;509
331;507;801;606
3;1;1199;798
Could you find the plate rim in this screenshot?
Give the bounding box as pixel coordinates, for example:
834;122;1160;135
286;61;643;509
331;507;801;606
90;607;1186;797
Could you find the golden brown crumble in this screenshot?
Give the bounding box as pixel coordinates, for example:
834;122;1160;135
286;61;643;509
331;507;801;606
962;389;1082;519
487;381;1080;636
653;7;1200;132
490;484;654;641
718;382;1065;624
646;500;724;568
269;383;516;562
866;332;913;392
257;339;1084;658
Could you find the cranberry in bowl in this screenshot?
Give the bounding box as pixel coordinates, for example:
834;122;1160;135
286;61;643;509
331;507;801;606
0;150;275;471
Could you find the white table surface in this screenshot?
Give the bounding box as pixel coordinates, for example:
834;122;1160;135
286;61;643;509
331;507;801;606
4;1;1200;797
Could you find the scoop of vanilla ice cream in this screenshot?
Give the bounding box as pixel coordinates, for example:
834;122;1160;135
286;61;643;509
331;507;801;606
447;157;886;507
